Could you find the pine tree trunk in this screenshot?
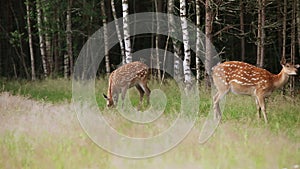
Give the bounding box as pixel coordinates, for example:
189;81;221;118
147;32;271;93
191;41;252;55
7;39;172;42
256;0;262;67
26;0;36;80
66;0;73;76
240;0;245;61
54;12;61;75
282;0;287;60
36;0;48;77
297;0;300;59
111;0;126;65
180;0;192;88
290;0;296;96
196;0;202;84
260;0;265;67
9;1;30;79
122;0;132;63
101;0;110;74
205;0;213;88
277;0;283;61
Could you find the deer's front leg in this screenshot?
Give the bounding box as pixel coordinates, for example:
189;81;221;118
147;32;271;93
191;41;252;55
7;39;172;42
256;95;268;123
135;85;144;110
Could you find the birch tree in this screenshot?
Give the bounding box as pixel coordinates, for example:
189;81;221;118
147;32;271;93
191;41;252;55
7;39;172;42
196;0;202;84
122;0;132;63
168;0;182;81
43;1;52;75
111;0;126;65
36;0;48;77
101;0;110;74
155;0;162;80
290;0;296;96
66;0;73;76
180;0;192;87
25;0;35;80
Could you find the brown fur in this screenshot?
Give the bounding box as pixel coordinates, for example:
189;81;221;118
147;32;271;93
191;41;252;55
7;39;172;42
103;61;151;109
212;60;298;123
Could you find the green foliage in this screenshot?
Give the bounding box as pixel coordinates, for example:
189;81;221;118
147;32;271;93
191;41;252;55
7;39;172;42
9;30;24;47
0;78;72;103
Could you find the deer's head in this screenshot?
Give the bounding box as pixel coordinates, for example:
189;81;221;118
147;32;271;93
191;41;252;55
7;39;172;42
280;58;298;75
103;94;114;107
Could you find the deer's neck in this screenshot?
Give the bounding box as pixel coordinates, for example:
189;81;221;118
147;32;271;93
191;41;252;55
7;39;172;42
273;69;289;89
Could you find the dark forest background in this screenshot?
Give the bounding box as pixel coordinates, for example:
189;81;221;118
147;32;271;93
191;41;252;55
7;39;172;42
0;0;299;84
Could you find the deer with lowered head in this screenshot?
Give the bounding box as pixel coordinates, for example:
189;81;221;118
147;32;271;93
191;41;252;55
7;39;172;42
212;58;299;123
103;61;151;109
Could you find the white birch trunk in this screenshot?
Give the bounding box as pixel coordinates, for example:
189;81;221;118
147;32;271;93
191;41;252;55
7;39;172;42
36;0;48;77
290;0;296;96
111;0;126;65
122;0;132;63
196;0;201;84
66;0;73;76
101;0;110;74
26;0;36;80
42;1;52;75
155;0;161;80
180;0;192;86
168;0;182;81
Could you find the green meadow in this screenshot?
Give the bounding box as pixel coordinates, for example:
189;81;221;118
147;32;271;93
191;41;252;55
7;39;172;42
0;78;299;169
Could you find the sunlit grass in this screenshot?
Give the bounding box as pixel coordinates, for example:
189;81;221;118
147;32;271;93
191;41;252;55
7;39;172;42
0;78;72;103
0;78;299;168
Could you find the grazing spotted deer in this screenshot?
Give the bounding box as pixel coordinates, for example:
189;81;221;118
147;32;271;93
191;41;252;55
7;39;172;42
212;59;299;123
103;61;151;109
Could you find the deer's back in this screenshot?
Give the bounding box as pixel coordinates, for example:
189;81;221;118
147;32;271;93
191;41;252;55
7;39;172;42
109;61;149;89
212;61;275;94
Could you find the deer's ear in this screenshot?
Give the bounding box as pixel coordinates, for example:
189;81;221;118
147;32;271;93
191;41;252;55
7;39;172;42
295;64;300;69
280;57;286;66
103;94;108;100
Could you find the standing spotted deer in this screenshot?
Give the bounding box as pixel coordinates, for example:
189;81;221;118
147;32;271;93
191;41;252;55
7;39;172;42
212;59;299;123
103;61;151;109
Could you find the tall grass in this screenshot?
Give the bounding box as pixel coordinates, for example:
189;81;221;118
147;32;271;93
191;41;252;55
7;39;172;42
0;78;72;103
0;78;299;168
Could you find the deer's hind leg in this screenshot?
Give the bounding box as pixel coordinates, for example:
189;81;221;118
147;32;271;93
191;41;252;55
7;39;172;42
135;85;145;110
255;97;261;119
213;86;230;120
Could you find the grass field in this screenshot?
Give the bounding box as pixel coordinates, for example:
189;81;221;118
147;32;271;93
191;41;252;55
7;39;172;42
0;78;299;169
